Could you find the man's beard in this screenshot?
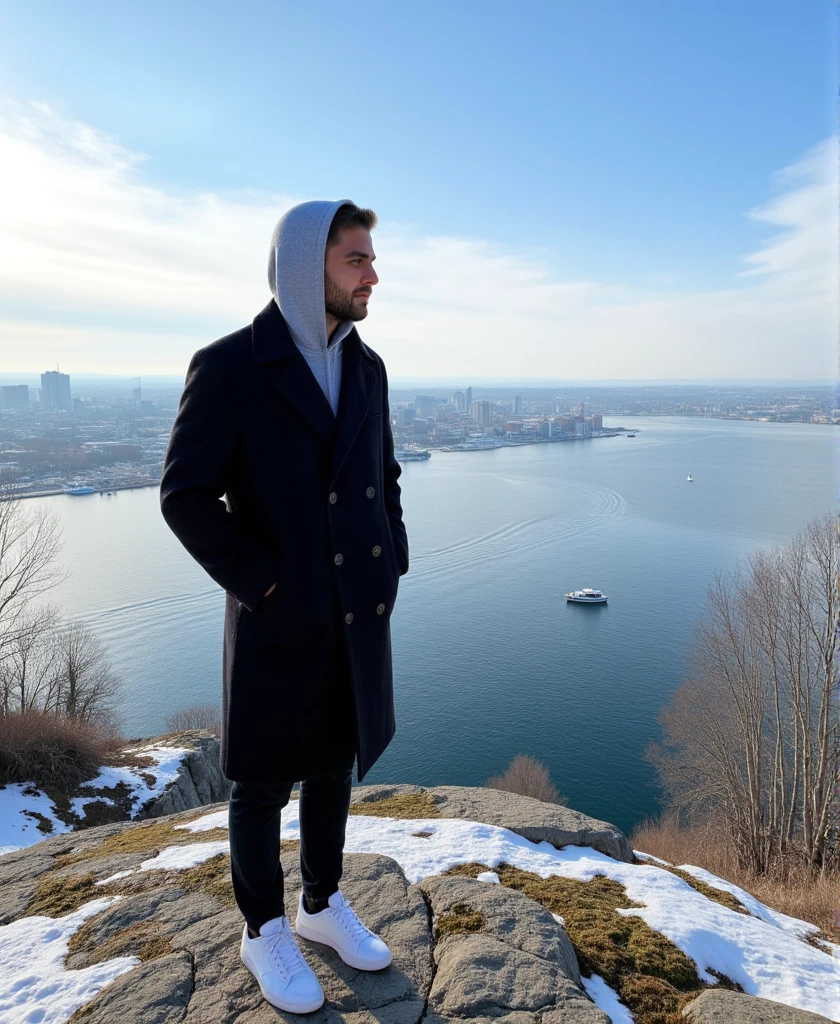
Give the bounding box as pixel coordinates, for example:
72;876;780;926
325;272;369;322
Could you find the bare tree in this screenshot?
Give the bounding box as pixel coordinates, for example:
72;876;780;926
647;510;840;876
486;753;568;805
50;620;120;725
0;605;61;715
0;612;119;727
0;470;66;666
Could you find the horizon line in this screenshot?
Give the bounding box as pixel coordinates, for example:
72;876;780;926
0;373;835;386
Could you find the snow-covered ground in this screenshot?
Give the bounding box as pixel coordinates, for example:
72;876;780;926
0;744;191;856
13;804;833;1024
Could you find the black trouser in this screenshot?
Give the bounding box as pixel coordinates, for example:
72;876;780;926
229;749;355;934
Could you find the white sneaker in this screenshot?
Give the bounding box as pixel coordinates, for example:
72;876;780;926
240;915;325;1013
295;889;392;971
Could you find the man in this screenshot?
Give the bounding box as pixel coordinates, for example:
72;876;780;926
160;200;408;1013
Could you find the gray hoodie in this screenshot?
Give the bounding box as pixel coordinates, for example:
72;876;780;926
268;199;357;416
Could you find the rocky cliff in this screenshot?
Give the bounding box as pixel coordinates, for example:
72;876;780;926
136;731;231;819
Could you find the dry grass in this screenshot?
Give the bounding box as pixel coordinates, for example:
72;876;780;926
631;814;838;942
349;792;440;819
486;754;568;805
0;710;118;789
442;861;734;1024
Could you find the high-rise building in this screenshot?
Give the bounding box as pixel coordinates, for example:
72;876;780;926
465;386;473;409
450;390;466;413
1;385;29;410
401;407;416;426
513;394;522;416
41;371;72;412
470;400;492;426
415;395;437;418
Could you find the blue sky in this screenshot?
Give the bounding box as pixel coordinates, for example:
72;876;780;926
0;0;836;379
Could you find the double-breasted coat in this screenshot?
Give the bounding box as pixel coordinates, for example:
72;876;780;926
159;298;408;783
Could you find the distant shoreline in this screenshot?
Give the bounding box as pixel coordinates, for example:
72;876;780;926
11;482;160;502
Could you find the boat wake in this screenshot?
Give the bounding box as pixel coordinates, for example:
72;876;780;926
407;483;626;582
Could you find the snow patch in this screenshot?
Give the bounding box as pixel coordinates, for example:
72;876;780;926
0;897;137;1024
138;840;230;874
581;972;636;1023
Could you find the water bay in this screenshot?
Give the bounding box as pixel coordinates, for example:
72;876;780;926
34;415;837;835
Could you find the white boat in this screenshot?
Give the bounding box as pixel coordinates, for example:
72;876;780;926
686;473;693;482
63;485;97;496
565;588;608;603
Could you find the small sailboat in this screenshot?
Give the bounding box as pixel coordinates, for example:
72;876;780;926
686;473;693;482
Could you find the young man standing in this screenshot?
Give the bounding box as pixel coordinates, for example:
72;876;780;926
160;200;408;1013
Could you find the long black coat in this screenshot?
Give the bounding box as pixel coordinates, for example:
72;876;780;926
160;298;408;783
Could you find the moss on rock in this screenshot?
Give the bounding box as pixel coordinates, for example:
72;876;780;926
443;860;728;1024
68;918;174;965
349;792;440;819
434;900;486;939
176;853;235;907
56;817;229;867
27;872;99;917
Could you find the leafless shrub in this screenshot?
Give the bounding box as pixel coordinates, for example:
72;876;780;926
165;703;221;737
486;753;568;805
0;709;116;789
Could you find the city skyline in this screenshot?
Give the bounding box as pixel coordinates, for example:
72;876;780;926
0;2;835;379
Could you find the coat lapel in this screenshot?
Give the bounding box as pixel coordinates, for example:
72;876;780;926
251;299;336;447
330;326;376;485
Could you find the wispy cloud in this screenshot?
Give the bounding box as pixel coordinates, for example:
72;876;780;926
740;138;837;297
0;102;835;378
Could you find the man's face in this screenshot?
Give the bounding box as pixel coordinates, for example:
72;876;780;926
324;225;378;323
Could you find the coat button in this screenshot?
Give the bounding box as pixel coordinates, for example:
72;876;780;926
329;491;338;504
334;553;344;566
366;486;375;499
376;603;386;615
372;545;382;557
345;612;354;625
